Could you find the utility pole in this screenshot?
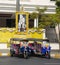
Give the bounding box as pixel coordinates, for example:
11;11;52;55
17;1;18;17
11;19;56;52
16;0;20;12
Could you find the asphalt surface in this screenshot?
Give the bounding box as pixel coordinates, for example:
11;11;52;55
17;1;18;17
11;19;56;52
0;56;60;65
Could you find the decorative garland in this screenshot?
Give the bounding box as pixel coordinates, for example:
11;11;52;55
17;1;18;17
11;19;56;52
0;28;45;34
28;29;45;34
0;28;15;32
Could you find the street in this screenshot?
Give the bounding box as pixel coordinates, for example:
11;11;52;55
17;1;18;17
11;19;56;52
0;56;60;65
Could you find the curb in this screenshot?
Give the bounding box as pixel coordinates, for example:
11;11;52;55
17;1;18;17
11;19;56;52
51;54;60;59
0;53;10;56
0;53;60;59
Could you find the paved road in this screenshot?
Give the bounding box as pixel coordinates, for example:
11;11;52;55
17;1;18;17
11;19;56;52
0;56;60;65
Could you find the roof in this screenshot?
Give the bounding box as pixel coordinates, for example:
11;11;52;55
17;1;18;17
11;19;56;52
10;38;49;42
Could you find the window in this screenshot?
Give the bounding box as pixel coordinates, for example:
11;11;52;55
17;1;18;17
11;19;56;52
29;19;34;28
29;15;34;28
0;19;15;28
6;19;15;28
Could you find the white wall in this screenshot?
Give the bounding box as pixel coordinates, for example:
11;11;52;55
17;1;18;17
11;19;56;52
0;44;7;49
50;43;59;50
0;0;55;13
21;0;55;6
0;0;55;5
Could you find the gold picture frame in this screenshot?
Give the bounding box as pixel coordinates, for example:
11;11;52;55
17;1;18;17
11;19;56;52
16;12;29;34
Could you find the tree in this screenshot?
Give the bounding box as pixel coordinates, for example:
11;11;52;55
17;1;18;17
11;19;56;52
30;7;48;28
56;0;60;24
56;0;60;48
36;7;48;28
30;12;38;20
30;7;56;29
56;0;60;7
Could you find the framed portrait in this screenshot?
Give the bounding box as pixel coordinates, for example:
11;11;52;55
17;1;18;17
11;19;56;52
18;14;26;32
16;12;29;34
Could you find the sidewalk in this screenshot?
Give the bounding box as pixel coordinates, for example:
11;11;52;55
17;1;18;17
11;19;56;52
51;54;60;59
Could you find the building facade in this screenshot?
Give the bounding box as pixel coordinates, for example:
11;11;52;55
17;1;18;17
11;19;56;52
0;0;59;50
0;0;56;30
0;0;55;13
